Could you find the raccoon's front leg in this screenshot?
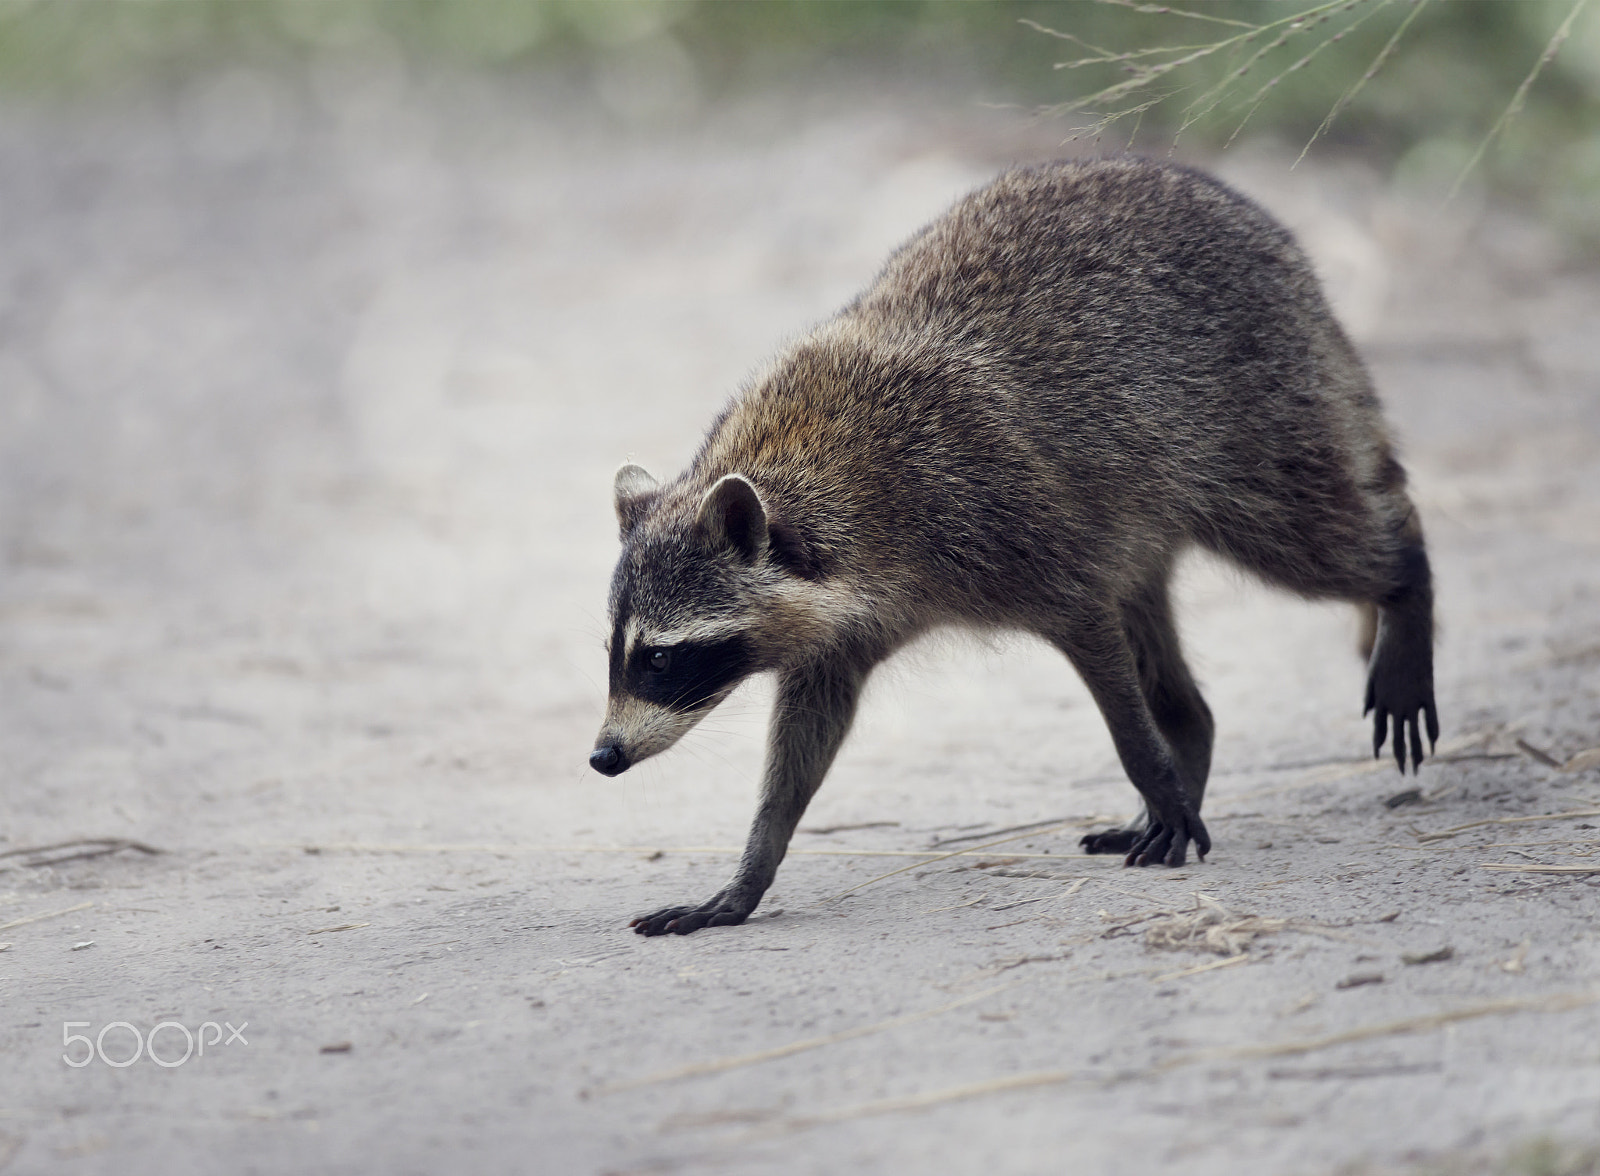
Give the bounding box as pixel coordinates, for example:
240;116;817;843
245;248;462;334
1050;619;1211;868
631;656;868;936
1081;572;1214;856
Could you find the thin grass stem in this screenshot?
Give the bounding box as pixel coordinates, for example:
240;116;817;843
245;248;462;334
1449;0;1591;200
1295;0;1432;167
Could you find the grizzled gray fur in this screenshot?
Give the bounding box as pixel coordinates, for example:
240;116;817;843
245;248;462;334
590;157;1438;936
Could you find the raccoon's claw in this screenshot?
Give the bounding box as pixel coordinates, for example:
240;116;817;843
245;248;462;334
1366;702;1436;775
1123;808;1209;868
1364;675;1438;776
629;894;756;936
1080;828;1140;855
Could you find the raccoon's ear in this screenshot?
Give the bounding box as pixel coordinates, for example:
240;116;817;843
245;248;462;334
697;474;768;564
613;463;659;536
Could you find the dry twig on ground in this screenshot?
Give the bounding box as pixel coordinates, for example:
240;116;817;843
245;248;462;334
0;838;162;870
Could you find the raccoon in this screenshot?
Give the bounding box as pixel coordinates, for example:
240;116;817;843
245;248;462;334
591;157;1437;936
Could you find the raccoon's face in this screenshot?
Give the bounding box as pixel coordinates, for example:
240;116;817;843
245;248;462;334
590;465;788;776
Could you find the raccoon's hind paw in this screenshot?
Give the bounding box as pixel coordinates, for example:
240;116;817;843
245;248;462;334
1364;651;1439;776
1123;808;1209;868
1080;828;1140;855
629;892;756;936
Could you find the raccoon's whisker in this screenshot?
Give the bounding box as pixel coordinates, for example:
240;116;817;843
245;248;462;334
712;706;767;728
681;724;757;760
569;665;603;697
686;727;759;748
684;732;758;758
679;744;748;779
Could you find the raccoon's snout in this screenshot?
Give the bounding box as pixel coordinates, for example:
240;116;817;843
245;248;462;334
589;743;630;776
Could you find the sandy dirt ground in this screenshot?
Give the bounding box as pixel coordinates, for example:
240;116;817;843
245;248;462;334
2;67;1599;1176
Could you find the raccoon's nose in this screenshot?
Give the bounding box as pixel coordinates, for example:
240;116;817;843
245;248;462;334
589;743;629;776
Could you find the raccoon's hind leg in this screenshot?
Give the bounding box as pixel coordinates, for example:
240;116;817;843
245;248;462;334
1209;467;1438;774
631;654;870;936
1049;613;1211;868
1080;571;1215;856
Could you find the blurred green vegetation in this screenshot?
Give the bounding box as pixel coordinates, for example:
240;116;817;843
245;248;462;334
2;1;1597;233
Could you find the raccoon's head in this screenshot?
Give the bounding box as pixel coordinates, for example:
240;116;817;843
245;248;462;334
590;462;830;776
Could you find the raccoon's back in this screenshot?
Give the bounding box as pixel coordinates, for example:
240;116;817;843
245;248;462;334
850;157;1322;365
841;157;1369;510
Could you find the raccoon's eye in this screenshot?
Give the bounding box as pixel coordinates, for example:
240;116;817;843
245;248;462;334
648;649;671;673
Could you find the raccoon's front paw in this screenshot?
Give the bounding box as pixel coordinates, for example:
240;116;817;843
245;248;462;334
1124;807;1209;868
629;892;757;936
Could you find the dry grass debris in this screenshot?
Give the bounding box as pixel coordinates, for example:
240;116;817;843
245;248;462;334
588;984;1012;1097
0;901;93;933
0;838;161;870
1480;864;1600;876
1413;809;1600;844
1143;893;1281;956
1152;954;1253;982
759;990;1600;1134
1139;892;1375;956
819;822;1095;904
